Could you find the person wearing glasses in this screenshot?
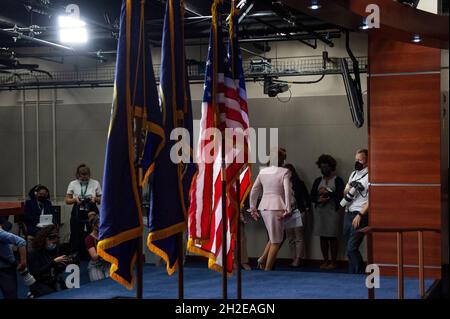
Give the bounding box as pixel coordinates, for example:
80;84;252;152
28;225;71;297
65;164;102;260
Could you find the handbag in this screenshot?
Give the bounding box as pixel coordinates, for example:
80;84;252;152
284;209;303;229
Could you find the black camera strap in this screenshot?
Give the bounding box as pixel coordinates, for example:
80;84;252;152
351;171;368;183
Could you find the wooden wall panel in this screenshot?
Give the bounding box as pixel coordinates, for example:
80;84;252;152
369;75;441;183
368;36;442;279
369;36;441;74
370;187;441;229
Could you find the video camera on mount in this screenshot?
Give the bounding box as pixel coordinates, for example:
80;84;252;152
263;77;289;97
340;181;365;207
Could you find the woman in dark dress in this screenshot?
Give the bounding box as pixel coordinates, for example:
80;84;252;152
311;154;344;270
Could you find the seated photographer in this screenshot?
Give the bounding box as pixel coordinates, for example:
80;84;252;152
0;217;27;299
311;154;344;270
24;184;56;238
85;212;110;281
28;225;71;297
65;164;102;260
342;149;369;274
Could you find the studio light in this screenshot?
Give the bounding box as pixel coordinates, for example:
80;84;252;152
412;34;422;43
360;21;370;30
308;1;321;10
58;15;88;44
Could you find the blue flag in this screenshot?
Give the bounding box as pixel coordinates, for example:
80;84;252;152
98;0;163;289
146;0;195;275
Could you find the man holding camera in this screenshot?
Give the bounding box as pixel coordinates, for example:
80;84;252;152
0;216;27;299
342;149;369;274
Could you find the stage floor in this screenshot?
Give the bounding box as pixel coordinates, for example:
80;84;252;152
36;264;433;299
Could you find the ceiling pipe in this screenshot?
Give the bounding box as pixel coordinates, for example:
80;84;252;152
146;12;278;24
0;28;107;62
0;14;25;27
12;0;117;32
271;2;335;47
178;31;341;46
253;16;317;49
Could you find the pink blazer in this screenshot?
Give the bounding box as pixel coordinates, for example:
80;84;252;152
250;166;293;212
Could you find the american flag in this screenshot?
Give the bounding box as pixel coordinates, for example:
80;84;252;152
188;2;251;274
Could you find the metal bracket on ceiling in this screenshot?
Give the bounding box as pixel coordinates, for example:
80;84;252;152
270;1;335;47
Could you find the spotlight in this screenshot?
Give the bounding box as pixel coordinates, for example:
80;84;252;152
360;20;370;30
412;34;422;43
58;15;88;44
308;1;321;10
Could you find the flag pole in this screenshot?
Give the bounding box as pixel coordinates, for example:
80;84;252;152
177;231;184;299
221;134;228;299
211;0;227;300
133;114;144;299
133;0;146;299
236;179;242;299
137;230;144;299
229;0;242;300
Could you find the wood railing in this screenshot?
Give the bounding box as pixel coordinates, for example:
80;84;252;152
359;226;440;299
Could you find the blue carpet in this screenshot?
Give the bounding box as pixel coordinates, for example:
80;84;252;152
30;264;434;299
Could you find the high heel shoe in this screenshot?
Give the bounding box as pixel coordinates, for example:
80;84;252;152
257;258;266;270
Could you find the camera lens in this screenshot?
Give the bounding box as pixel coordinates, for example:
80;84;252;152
20;268;36;286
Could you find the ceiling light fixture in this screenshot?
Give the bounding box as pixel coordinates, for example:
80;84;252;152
308;1;321;10
58;15;88;44
412;34;422;43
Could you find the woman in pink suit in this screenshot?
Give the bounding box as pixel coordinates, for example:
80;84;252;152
249;148;293;271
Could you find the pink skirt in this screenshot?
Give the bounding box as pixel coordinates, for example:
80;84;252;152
261;210;285;244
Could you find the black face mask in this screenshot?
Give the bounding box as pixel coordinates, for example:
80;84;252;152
37;196;46;202
354;161;364;171
321;167;332;177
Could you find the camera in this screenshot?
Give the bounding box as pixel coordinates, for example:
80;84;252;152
350;181;365;192
66;252;80;264
19;267;36;287
264;77;289;97
78;195;92;211
340;181;365;207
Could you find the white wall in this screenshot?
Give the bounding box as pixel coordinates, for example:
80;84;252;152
417;0;438;13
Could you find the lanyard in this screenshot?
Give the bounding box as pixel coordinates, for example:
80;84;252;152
37;200;45;215
80;182;88;197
